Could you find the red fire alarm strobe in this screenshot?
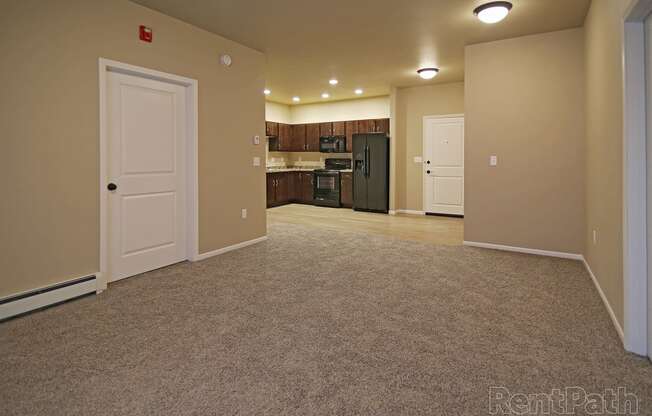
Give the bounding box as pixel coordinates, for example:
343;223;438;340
139;25;153;43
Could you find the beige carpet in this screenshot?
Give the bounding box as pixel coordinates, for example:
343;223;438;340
1;222;651;415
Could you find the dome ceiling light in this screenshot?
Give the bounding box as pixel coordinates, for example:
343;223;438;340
417;68;439;80
473;1;513;24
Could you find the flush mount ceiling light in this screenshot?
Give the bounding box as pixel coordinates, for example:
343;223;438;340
473;1;513;24
292;96;301;102
417;68;439;80
354;88;364;95
263;89;271;95
329;79;339;86
321;92;330;99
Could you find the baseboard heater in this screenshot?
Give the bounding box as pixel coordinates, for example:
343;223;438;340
0;275;97;322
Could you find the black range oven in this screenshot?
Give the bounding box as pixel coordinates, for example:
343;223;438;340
319;136;347;153
313;158;352;208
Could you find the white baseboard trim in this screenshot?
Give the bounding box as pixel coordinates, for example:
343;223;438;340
582;257;625;343
463;241;583;260
396;209;426;216
192;236;268;262
388;210;397;216
0;275;97;321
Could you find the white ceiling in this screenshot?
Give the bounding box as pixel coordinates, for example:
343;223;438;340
131;0;591;104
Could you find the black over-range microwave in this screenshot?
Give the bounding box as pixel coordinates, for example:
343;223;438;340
319;136;347;153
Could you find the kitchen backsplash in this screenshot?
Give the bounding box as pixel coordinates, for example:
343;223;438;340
267;152;351;169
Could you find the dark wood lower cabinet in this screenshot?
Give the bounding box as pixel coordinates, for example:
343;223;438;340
267;172;314;207
340;172;353;208
266;174;276;207
276;173;289;203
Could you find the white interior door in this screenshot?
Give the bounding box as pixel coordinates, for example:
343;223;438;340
107;71;187;282
423;116;464;215
645;13;652;360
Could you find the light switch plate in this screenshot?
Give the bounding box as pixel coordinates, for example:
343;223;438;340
490;155;498;166
253;135;260;145
413;156;423;163
241;208;247;219
253;157;261;167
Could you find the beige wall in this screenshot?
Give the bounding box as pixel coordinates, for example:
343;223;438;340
583;0;633;327
393;83;465;211
464;29;586;254
265;101;292;124
0;0;266;297
291;96;390;123
266;96;390;125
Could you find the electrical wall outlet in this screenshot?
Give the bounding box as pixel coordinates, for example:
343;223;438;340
253;135;261;145
241;208;247;219
253;157;261;167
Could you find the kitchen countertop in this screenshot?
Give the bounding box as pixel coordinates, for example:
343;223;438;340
267;168;353;173
266;167;318;173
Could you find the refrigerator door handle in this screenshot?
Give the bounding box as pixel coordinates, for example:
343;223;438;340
365;144;370;177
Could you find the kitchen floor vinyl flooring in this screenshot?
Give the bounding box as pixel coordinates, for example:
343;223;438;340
267;203;463;246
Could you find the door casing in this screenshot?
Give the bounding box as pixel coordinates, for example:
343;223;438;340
623;0;652;356
98;58;199;292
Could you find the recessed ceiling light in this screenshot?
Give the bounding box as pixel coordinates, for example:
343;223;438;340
354;89;364;95
321;93;330;99
474;1;513;24
263;89;271;95
417;68;439;80
329;79;339;86
292;96;301;102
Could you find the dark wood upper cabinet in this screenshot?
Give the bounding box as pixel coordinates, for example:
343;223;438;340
319;122;333;137
306;123;320;152
265;118;389;153
265;121;278;137
291;124;307;151
345;120;358;153
278;123;292;151
332;121;345;136
357;119;374;134
374;118;390;134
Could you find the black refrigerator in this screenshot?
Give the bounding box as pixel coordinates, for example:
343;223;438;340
353;133;389;213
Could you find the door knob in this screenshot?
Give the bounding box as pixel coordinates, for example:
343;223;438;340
107;183;117;191
426;160;431;164
426;170;431;174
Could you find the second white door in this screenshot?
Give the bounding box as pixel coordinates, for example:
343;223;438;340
423;116;464;215
107;71;188;282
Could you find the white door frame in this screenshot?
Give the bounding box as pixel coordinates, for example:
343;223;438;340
98;58;199;292
623;0;652;355
422;114;465;214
